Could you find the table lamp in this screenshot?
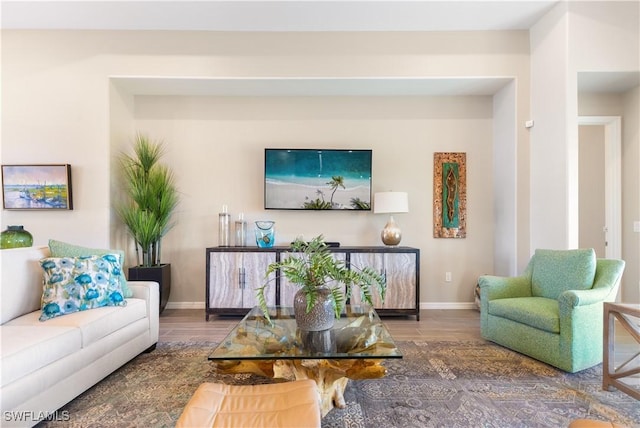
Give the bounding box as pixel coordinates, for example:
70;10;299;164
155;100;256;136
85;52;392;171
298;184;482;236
373;191;409;246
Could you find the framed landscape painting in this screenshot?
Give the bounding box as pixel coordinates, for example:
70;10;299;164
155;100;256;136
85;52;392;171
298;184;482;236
2;164;73;210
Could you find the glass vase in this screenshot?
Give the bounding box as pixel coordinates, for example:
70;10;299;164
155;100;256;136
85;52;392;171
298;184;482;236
218;212;230;247
255;221;275;248
0;225;33;249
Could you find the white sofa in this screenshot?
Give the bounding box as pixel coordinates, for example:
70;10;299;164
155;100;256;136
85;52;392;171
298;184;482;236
0;246;159;427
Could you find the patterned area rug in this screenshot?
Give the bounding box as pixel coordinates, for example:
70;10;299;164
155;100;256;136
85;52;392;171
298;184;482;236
36;341;639;428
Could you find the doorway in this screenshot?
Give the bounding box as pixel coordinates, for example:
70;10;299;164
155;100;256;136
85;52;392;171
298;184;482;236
577;116;621;259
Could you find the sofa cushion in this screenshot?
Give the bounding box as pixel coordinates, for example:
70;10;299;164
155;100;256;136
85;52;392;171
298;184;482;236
39;255;126;321
0;325;81;387
6;298;147;348
531;249;596;300
488;297;560;334
48;239;133;298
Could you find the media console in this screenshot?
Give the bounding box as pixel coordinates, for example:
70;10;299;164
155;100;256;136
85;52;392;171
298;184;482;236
205;246;420;321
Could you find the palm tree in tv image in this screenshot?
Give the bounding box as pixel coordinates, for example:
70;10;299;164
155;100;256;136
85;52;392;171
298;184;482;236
327;175;345;207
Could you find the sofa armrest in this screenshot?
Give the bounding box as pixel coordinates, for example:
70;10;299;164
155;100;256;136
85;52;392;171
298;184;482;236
129;280;157;300
128;280;159;344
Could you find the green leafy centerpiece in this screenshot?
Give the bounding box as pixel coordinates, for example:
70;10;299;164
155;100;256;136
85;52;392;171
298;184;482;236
256;235;386;330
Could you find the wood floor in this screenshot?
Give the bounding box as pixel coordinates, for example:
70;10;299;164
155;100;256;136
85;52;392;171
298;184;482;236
158;308;483;343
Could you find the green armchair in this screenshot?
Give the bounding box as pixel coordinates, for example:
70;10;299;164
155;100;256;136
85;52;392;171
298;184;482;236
478;248;625;373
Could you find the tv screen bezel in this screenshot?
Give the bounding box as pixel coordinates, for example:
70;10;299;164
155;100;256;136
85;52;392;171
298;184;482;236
264;148;372;211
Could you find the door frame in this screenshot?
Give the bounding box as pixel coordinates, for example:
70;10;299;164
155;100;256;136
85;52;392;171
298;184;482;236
577;116;621;259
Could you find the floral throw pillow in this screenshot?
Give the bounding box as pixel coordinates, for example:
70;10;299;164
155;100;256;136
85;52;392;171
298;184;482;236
39;254;127;321
48;239;133;298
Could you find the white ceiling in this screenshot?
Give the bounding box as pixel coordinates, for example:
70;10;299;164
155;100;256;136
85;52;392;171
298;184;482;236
1;0;559;32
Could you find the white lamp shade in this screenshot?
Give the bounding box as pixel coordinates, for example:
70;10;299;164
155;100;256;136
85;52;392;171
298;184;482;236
374;192;409;214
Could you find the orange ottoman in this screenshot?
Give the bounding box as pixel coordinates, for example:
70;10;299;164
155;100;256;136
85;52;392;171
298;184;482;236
176;380;322;428
568;420;629;428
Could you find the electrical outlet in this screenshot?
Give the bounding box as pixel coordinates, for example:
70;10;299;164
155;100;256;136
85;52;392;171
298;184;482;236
445;272;452;282
634;221;640;233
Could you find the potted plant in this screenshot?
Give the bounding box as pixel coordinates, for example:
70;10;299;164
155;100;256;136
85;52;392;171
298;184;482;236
256;235;386;330
117;133;179;314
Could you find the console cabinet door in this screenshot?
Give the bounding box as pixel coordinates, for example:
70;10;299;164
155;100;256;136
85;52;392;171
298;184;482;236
208;251;276;309
209;251;242;309
349;252;416;310
241;252;277;308
349;252;385;307
381;252;416;310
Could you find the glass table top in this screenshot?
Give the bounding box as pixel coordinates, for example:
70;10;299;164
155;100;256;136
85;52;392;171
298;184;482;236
209;305;403;361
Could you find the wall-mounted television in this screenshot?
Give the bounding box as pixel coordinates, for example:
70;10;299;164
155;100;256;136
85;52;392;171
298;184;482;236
264;149;372;210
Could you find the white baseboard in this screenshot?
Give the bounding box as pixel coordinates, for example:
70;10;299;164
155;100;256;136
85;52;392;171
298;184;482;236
420;302;478;310
165;301;205;310
166;302;477;310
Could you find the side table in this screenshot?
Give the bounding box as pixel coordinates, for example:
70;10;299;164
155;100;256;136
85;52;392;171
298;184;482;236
602;302;640;400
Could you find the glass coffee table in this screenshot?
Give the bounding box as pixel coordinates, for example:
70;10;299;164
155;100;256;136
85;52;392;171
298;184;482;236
209;305;402;416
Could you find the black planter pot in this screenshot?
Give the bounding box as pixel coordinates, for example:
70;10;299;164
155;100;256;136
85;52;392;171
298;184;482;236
128;264;171;314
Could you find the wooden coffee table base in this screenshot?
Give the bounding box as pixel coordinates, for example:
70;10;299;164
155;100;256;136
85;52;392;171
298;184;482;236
214;358;387;416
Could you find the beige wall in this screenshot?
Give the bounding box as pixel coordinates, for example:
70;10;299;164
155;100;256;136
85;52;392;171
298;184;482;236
578;90;640;304
2;22;637;306
622;87;640;304
1;30;533;308
131;95;495;304
578;125;606;256
531;1;639;304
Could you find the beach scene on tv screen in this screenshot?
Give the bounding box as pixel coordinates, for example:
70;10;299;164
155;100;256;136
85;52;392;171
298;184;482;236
265;149;372;210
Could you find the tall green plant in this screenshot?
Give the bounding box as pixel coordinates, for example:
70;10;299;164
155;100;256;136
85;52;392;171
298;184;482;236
256;235;386;324
118;134;179;267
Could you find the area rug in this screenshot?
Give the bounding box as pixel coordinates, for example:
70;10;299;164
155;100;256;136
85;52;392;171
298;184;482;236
36;341;639;428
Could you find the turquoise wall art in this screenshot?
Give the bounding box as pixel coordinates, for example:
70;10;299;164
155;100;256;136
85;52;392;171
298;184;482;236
433;153;466;238
443;162;460;228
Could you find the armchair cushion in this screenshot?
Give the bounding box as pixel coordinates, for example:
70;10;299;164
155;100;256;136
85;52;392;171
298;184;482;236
489;297;559;333
531;249;596;299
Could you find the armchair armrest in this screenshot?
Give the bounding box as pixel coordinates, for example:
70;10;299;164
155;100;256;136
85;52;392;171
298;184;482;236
559;287;616;308
559;259;625;308
478;275;532;301
478;273;532;333
593;259;625;292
